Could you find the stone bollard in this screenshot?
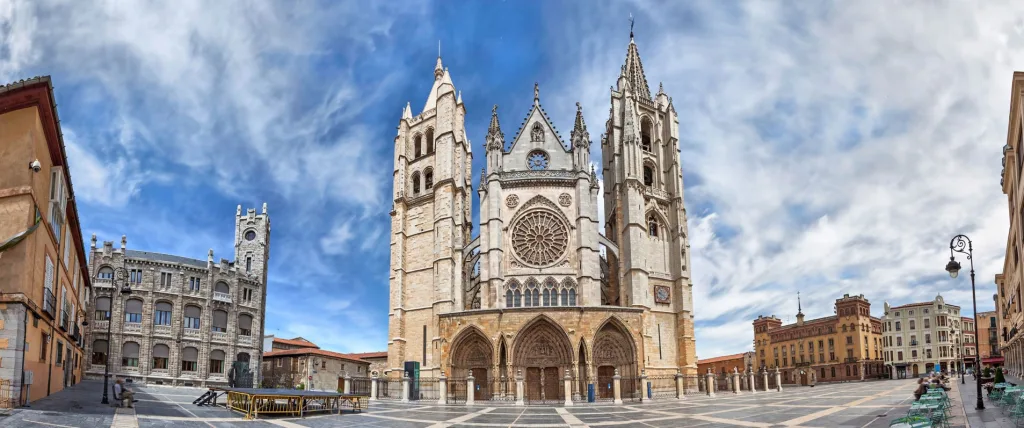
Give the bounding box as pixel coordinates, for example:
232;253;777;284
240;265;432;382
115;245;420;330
515;369;525;406
438;373;447;405
675;369;685;400
370;374;378;401
640;369;649;402
564;369;573;406
613;368;623;404
774;368;782;392
732;368;740;394
747;371;756;394
762;370;770;392
344;375;352;394
401;374;410;402
467;370;476;406
705;371;715;397
859;363;865;381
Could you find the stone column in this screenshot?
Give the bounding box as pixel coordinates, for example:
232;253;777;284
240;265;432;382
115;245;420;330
515;369;524;406
732;368;740;394
370;374;378;401
705;370;715;397
401;374;410;403
343;375;352;394
613;368;622;404
762;370;769;392
438;373;447;405
859;362;865;381
639;369;649;402
774;368;783;392
467;371;476;406
890;364;896;380
675;369;685;400
564;369;573;406
747;370;756;394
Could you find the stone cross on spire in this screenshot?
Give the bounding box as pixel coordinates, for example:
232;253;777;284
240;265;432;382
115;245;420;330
533;82;540;105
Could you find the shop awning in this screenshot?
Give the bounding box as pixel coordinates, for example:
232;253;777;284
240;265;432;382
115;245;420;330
982;357;1005;364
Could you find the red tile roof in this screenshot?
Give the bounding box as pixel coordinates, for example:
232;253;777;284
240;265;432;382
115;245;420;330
262;348;365;363
272;337;319;349
697;353;747;365
347;352;387;360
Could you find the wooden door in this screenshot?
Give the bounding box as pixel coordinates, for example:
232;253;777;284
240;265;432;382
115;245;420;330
474;368;488;401
543;367;560;401
799;372;808;386
597;366;615;399
526;368;542;401
338;377;345;392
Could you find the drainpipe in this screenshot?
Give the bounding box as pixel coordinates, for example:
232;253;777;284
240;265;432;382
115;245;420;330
19;305;27;406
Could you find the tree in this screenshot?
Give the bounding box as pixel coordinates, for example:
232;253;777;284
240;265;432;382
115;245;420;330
995;367;1006;384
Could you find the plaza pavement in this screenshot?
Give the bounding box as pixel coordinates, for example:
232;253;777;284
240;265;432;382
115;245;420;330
0;377;959;427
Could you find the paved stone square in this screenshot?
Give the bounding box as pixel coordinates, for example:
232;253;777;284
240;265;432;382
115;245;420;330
0;378;964;427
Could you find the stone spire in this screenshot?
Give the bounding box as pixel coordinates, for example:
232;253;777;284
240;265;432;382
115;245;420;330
434;55;444;81
402;102;412;120
622;33;652;100
533;82;540;106
486;104;504;152
796;291;805;325
571;102;590;149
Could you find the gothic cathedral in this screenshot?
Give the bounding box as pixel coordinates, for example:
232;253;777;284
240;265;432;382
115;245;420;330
387;34;696;401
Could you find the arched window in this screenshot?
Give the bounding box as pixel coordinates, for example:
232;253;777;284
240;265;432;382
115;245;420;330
532;289;539;307
92;339;108;365
153;344;169;369
514;290;522;307
569;289;576;306
542;289;550;306
426;128;434;154
830;367;836;378
246;257;252;273
648;215;659;237
215;281;229;295
506;290;513;308
95;297;111;320
414;134;422;158
181;347;199;372
412;172;421;195
236;352;251;363
184;305;201;329
641;117;653;152
525;289;533;307
97;266;114;280
425;168;433;190
154;301;172;326
561;289;568;306
209;350;225;374
212;309;228;333
124;298;143;323
238;314;253;336
643;165;654;187
122;342;140;367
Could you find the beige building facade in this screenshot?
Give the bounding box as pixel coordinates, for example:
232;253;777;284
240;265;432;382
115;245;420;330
0;76;93;405
387;34;696;403
881;296;964;378
997;72;1024;376
83;206;269;387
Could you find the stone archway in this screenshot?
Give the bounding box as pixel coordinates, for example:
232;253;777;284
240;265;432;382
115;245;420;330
592;318;638;399
513;316;574;403
449;327;493;385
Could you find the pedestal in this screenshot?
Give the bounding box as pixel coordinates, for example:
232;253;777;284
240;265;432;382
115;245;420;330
438;374;447;405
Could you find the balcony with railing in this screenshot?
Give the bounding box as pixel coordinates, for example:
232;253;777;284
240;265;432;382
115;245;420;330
123;322;142;334
844;357;861;363
211;331;230;343
93;320;109;331
237;335;254;347
183;328;201;340
153;325;172;337
42;288;56;318
60;310;69;331
213;291;232;303
93;277;115;289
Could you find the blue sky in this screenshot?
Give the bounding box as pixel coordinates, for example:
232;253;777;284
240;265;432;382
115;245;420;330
4;0;1024;359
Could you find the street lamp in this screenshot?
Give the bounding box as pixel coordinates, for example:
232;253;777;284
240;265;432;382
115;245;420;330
98;260;132;405
946;234;983;410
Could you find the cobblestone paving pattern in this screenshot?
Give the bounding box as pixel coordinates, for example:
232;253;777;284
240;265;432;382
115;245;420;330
0;378;952;427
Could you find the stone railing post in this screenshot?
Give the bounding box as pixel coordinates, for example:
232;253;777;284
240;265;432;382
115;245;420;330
370;374;378;401
774;368;782;392
639;369;649;402
762;370;770;392
675;369;685;400
563;369;573;406
515;369;525;406
438;373;447;405
612;368;622;404
859;362;865;381
343;375;352;394
747;370;756;394
705;370;715;397
732;368;740;394
401;374;410;402
467;370;475;406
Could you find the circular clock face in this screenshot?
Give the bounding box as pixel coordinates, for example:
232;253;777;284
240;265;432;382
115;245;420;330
656;287;670;301
245;231;256;241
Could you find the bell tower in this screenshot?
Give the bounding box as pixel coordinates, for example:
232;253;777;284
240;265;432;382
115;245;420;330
602;31;696;372
234;203;270;285
387;55;472;376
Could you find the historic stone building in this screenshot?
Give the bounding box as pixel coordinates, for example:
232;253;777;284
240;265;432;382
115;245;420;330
880;295;964;378
387;32;696;402
753;294;885;385
976;310;1003;368
84;205;269;387
696;352;754;376
997;71;1024;377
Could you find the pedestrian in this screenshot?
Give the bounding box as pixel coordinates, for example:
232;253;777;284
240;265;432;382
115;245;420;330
114;378;137;408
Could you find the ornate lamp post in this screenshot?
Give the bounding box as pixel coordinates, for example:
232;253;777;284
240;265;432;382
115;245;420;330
960;333;966;384
98;260;133;405
945;234;983;409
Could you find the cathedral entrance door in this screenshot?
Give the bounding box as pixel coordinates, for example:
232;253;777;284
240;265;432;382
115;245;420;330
473;368;489;401
526;368;542;401
543;367;560;401
598;366;615;399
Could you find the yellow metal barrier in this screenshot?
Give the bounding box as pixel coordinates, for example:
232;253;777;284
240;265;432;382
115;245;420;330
220;389;367;420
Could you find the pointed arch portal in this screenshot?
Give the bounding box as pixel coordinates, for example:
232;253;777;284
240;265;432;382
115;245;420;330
449;327;493;382
513;317;574;403
593;318;639;399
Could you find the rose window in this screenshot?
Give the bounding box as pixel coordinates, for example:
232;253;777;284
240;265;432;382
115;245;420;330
512;211;569;267
527;150;549;171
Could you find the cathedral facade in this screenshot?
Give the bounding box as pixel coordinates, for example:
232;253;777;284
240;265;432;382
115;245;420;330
387;35;695;401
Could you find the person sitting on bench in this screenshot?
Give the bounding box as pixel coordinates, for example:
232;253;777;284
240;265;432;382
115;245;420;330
114;378;137;408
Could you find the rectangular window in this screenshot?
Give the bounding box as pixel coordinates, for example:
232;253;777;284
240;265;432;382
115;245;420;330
181;360;197;372
160;272;173;287
898;351;903;360
40;333;49;362
129;269;142;284
189;277;201;291
829;352;835;361
240;327;251;336
48;168;67;240
63;228;72;267
154;357;168;369
246;257;252;273
210;359;224;373
154;310;172;326
92;350;106;365
277;359;283;367
125;313;142;323
184;316;201;329
56;341;64;366
122;355;139;367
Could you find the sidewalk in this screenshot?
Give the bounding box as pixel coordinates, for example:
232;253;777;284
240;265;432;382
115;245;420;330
959;373;1017;428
